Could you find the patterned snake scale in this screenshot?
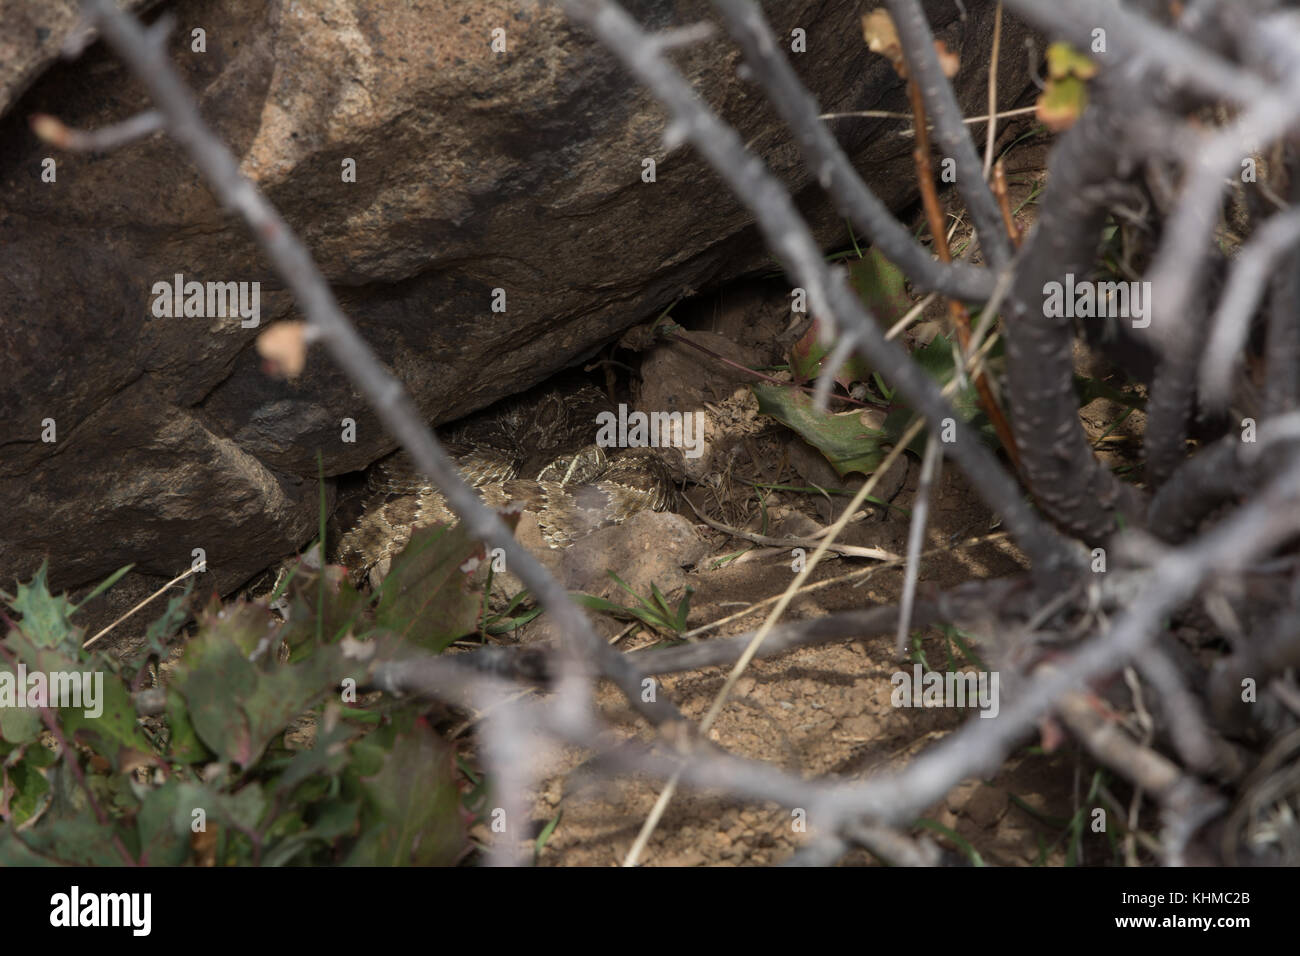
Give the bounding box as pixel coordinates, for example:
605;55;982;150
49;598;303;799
336;381;676;584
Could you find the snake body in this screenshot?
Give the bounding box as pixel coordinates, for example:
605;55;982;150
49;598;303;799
337;382;675;583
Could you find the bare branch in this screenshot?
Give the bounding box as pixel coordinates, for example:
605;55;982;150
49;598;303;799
562;0;1080;580
82;0;688;734
884;0;1012;269
1000;0;1267;106
1001;78;1148;539
1200;205;1300;407
30;110;163;151
709;0;996;301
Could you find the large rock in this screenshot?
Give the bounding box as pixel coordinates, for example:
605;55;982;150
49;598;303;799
0;0;1035;597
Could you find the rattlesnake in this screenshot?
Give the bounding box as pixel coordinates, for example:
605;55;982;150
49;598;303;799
337;381;676;585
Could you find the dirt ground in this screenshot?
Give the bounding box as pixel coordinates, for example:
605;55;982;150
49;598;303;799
514;461;1086;867
456;189;1142;865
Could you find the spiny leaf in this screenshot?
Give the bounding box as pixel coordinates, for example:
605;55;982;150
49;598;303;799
790;320;872;386
142;584;193;656
753;383;896;477
164;689;210;763
878;332;1001;453
0;669;42;745
0;810;127;865
0;627;152;769
276;558;369;650
168;780;267;852
5;562;82;654
136;782;192;866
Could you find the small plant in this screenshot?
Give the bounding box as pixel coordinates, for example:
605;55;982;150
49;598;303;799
0;522;492;865
575;573;694;640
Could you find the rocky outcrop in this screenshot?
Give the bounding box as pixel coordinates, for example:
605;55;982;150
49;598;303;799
0;0;1035;597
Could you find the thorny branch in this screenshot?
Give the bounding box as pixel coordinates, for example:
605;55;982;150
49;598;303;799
60;0;1300;865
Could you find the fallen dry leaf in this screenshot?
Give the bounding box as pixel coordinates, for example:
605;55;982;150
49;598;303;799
862;9;903;68
257;320;309;379
934;40;960;79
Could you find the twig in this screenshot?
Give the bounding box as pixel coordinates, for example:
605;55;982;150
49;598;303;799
1001;77;1147;540
818;105;1038;125
84;566;196;649
685;496;900;561
79;0;689;737
563;0;1079;581
623;411;924;865
999;0;1267;106
905;68;1020;470
30;110;163;151
1145;64;1300;363
991;160;1022;246
981;2;1004;182
1199;205;1300;407
709;0;995;302
885;0;1012;269
896;432;941;656
811;451;1300;830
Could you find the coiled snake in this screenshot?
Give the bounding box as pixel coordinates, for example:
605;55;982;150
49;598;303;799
337;382;676;584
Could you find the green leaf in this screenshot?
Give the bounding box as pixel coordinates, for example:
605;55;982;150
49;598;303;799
142;585;194;655
58;659;154;772
1045;41;1098;80
848;246;912;326
790;250;909;387
172;621;347;769
170;780;267;844
753;383;892;477
71;564;133;613
534;808;562;862
275;712;355;797
915;818;986;866
136;782;192;866
2;747;53;825
164;689;211;763
1037;46;1095;134
5;562;82;654
0;813;126;865
372;523;486;653
878;333;1002;453
1036;74;1089;132
0;626;153;769
311;797;362;842
347;718;464;865
790;320;874;386
276;557;370;650
0;666;42;744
